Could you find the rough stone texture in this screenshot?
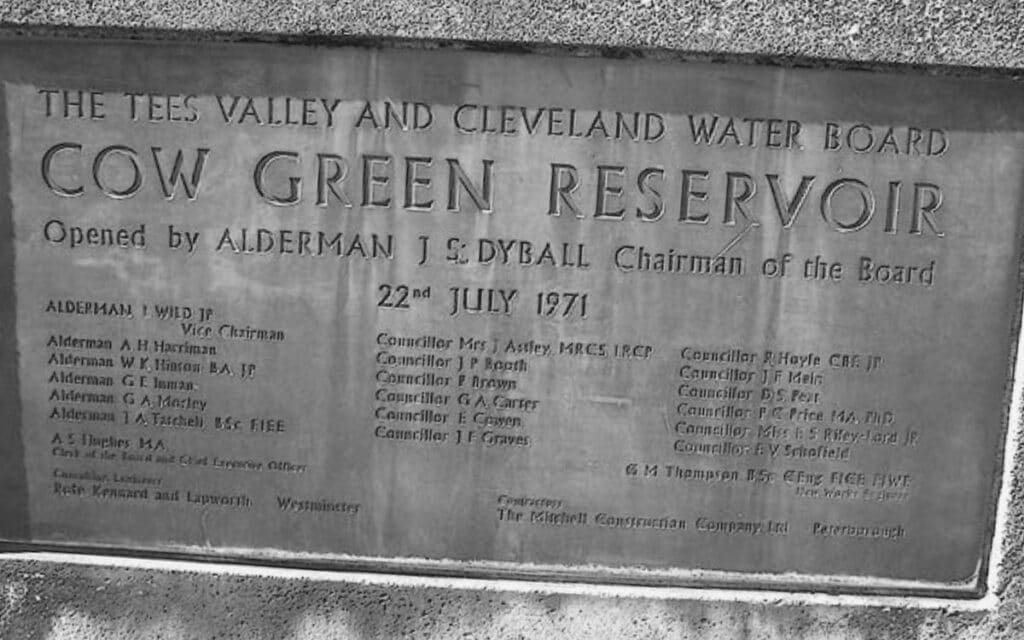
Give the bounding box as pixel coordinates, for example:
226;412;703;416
2;1;1024;638
0;0;1023;69
1;557;1023;640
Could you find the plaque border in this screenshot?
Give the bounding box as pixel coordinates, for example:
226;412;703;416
0;75;30;542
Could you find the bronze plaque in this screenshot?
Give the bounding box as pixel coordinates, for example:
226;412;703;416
0;39;1021;597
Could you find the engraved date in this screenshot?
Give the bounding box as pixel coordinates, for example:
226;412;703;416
536;291;588;319
378;283;431;310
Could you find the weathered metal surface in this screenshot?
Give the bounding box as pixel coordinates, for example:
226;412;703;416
0;39;1021;597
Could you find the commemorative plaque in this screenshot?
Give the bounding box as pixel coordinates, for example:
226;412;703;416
0;38;1021;598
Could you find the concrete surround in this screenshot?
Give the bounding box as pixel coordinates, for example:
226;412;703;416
3;1;1024;69
3;2;1024;638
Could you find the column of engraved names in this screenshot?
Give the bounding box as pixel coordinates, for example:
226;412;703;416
373;332;544;449
44;299;295;513
668;345;918;506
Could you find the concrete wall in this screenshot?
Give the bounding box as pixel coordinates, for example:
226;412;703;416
3;2;1024;638
5;0;1024;68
